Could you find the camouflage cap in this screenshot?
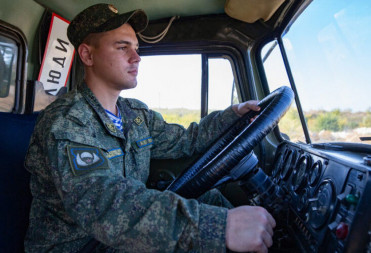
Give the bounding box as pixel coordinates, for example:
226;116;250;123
67;3;148;49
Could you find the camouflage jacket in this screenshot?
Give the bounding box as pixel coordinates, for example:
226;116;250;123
25;83;240;252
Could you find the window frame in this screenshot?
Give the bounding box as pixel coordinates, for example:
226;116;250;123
0;20;28;114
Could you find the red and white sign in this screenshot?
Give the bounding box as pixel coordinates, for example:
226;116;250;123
38;13;75;96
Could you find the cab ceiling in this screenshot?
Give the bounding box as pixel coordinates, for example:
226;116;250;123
34;0;226;21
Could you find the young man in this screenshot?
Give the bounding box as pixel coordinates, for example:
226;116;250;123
25;4;275;253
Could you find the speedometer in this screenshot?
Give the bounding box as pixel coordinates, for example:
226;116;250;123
309;180;336;229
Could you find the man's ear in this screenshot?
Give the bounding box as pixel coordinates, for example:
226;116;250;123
78;43;94;66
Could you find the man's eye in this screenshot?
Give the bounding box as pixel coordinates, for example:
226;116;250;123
119;47;127;51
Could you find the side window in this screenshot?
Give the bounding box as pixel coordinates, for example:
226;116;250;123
261;40;305;143
122;54;202;126
122;54;239;127
0;33;18;112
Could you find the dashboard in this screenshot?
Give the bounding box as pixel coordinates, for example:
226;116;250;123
249;141;371;252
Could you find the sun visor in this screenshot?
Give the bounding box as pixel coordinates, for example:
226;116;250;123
225;0;286;23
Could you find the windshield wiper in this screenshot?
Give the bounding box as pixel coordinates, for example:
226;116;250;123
311;143;344;151
262;40;278;63
311;142;371;153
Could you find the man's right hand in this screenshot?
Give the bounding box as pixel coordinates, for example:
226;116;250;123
225;206;276;253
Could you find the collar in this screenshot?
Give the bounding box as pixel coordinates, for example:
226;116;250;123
79;82;125;138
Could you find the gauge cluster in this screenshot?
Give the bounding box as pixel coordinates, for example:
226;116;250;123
268;141;371;252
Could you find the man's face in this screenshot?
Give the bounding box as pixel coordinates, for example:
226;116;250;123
89;23;141;91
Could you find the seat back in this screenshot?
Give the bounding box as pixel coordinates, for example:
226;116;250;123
0;112;39;253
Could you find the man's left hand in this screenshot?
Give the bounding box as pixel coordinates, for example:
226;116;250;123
232;100;260;118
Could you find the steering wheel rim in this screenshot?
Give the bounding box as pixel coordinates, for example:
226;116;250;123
167;86;294;199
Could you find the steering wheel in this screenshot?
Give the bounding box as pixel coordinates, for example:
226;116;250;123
166;86;294;199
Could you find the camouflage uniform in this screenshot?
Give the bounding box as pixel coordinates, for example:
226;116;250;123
25;83;239;252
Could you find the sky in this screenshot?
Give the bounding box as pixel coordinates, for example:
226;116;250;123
122;0;371;113
264;0;371;112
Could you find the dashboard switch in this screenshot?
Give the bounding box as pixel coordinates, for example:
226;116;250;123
345;194;359;205
335;222;349;240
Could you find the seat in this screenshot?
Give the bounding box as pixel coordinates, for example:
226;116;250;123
0;112;39;253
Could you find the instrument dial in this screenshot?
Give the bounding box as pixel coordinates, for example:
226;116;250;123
309;161;322;187
271;149;287;179
280;149;297;181
309;180;336;229
292;154;312;192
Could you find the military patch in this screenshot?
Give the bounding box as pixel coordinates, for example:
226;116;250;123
67;145;109;176
105;123;117;133
106;148;124;159
135;137;153;148
134;116;144;125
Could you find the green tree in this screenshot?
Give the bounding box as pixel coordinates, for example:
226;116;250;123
361;115;371;127
315;111;340;131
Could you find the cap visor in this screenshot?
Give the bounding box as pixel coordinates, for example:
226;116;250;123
96;9;148;34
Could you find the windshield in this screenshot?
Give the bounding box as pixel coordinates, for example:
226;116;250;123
262;0;371;145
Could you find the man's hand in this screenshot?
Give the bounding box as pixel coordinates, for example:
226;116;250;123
232;100;260;118
225;206;276;253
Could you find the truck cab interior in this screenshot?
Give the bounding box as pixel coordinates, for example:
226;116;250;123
0;0;370;252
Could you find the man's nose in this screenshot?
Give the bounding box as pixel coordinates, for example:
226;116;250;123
129;49;141;63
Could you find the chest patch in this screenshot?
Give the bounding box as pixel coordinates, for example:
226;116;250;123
106;148;124;159
135;137;153;148
67;145;109;176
